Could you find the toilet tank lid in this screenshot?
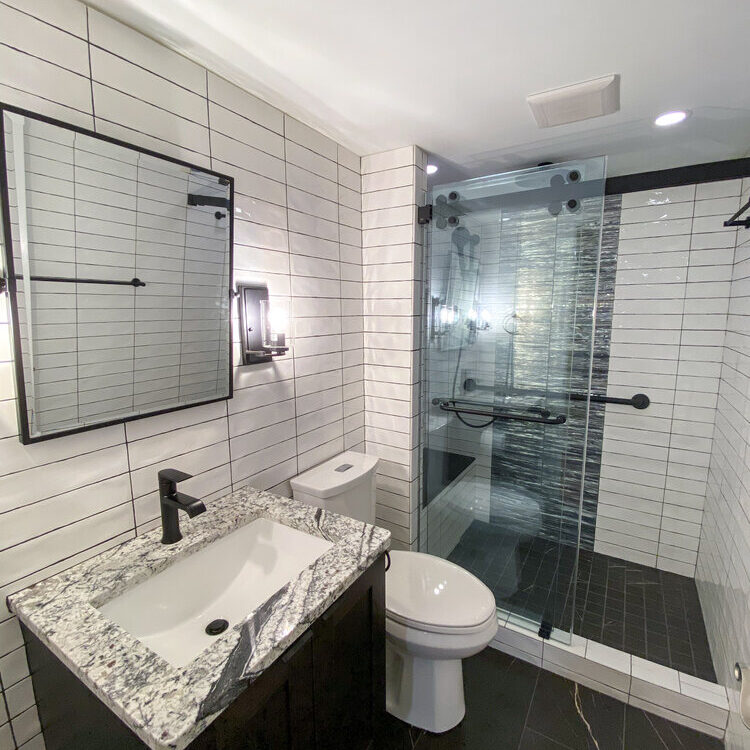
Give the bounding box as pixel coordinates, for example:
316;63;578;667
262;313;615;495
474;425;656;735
290;452;379;499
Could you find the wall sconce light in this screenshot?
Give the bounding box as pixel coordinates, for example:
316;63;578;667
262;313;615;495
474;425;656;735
237;283;289;365
466;306;491;332
431;296;459;339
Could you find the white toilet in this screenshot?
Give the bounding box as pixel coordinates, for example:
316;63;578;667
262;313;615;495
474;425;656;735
291;451;498;733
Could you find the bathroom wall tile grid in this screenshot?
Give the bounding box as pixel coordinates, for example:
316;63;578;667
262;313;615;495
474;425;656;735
594;180;742;577
418;203;492;559
360;146;426;550
0;0;372;747
4;120;230;434
489;610;731;741
696;176;750;750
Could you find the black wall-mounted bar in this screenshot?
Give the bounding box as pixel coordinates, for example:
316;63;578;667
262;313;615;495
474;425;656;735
462;379;650;410
187;194;230;209
433;398;567;425
2;275;145;290
569;392;650;409
723;197;750;229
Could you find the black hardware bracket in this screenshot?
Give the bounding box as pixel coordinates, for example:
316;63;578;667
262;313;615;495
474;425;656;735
417;204;433;225
538;620;553;640
724;197;750;229
188;193;230;208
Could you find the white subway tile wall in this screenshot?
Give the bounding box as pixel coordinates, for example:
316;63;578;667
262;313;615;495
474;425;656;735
594;181;740;576
696;177;750;750
0;1;368;746
361;147;426;550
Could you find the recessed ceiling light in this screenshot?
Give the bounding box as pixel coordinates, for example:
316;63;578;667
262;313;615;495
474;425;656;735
426;164;438;175
654;110;688;127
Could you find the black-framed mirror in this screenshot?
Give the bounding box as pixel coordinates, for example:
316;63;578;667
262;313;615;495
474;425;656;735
0;105;234;444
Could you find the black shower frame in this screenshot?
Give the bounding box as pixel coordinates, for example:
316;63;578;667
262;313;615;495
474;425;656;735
604;156;750;195
0;103;235;445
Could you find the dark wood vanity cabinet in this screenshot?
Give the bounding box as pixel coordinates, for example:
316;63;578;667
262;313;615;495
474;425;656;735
22;554;386;750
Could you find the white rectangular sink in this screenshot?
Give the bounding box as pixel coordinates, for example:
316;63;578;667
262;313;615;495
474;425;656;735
98;517;333;668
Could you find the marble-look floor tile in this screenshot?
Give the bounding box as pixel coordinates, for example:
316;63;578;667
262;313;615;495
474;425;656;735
414;649;538;750
523;670;625;749
383;649;724;750
623;705;724;750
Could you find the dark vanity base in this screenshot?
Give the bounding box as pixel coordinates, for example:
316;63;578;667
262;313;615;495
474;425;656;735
22;554;386;750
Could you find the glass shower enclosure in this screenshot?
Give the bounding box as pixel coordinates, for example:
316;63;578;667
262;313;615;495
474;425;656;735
420;158;606;642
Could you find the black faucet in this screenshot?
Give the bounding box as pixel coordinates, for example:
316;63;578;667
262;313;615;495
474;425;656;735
158;468;206;544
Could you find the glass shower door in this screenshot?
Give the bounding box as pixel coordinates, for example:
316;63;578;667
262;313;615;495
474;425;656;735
421;158;606;641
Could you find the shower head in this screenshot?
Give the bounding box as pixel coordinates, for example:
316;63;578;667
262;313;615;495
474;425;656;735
451;226;480;253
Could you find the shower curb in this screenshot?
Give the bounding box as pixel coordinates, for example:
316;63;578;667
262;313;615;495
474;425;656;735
488;612;729;739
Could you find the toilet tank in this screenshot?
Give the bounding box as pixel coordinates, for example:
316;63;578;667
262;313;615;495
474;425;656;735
290;452;379;524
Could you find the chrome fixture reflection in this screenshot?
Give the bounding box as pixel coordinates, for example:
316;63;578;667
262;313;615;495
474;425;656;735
431;296;459;339
654;110;688;126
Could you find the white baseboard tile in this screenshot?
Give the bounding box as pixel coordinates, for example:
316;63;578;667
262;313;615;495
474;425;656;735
494;617;543;659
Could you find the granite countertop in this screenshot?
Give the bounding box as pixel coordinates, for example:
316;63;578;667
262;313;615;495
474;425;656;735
7;487;390;750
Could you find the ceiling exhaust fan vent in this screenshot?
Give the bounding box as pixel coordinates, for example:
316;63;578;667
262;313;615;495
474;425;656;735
527;74;620;128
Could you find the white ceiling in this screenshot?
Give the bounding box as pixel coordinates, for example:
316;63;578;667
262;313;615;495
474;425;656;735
88;0;750;180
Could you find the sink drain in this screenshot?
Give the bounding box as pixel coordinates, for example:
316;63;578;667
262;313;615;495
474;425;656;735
205;618;229;636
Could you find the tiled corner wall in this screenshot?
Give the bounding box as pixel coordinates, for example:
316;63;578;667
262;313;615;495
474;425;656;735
0;1;365;747
361;147;426;551
594;180;740;576
696;177;750;750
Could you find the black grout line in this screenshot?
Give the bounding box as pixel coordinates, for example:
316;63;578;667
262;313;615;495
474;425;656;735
85;8;95;130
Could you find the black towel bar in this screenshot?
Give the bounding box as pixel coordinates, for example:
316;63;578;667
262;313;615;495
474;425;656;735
10;275;146;288
570;392;650;409
433;398;567;425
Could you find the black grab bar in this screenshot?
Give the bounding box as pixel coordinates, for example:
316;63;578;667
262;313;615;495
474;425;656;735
433;398;567;425
569;392;650;410
461;379;650;411
9;275;146;288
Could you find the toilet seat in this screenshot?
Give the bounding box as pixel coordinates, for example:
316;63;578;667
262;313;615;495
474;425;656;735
385;551;496;633
386;609;498;636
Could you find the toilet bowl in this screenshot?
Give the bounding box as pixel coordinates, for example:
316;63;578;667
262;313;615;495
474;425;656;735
291;452;498;734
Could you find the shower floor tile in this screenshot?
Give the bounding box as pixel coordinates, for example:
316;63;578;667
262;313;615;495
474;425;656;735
447;520;717;683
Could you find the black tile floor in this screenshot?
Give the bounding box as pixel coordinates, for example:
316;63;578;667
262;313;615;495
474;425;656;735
379;649;724;750
448;521;717;682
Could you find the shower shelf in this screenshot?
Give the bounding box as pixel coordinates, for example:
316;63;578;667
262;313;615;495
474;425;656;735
432;398;567;425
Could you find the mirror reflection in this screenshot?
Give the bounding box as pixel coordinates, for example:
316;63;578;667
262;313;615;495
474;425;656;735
1;109;232;442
